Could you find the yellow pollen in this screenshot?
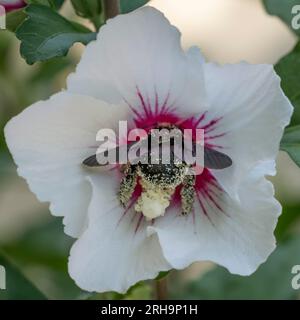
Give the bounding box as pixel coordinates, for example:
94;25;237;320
134;179;174;220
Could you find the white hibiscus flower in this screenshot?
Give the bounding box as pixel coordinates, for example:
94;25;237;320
4;7;293;293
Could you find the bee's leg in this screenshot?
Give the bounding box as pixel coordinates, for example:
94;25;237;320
181;174;196;215
118;165;138;207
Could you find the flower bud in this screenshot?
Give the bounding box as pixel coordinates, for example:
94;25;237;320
0;0;26;12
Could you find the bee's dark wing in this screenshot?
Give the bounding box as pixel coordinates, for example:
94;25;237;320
82;154;102;167
204;147;232;169
159;139;232;169
82;138;149;167
180;136;232;169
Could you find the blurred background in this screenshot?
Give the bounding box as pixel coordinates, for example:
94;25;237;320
0;0;300;299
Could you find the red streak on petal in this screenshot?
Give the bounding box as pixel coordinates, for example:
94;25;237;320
134;213;144;234
201;117;222;133
117;188;140;226
137;88;151;118
193;169;225;221
205;132;226;140
161;94;170;113
203;188;223;213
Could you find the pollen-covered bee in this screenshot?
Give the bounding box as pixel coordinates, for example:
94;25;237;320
83;125;232;219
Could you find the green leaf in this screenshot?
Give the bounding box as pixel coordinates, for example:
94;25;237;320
263;0;300;37
280;125;300;167
26;0;65;9
16;4;96;64
275;42;300;126
173;236;300;299
5;9;27;32
26;0;51;6
0;251;47;300
120;0;149;14
48;0;65;10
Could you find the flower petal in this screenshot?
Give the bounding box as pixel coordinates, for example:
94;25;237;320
67;6;207;116
68;173;171;293
5;92;129;237
150;161;280;275
202;62;293;196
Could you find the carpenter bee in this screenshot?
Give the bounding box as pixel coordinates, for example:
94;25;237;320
83;125;232;216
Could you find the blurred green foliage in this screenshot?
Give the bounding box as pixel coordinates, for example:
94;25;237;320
276;203;300;241
0;29;80;299
265;3;300;169
120;0;150;13
275;42;300;126
173;237;300;300
71;0;102;19
0;251;47;300
0;218;84;299
0;32;74;151
263;0;300;37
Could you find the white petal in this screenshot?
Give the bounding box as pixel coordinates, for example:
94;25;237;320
150;162;280;275
201;62;293;196
5;92;129;237
67;6;207;116
68;173;171;293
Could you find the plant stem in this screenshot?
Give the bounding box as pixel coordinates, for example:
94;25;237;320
155;278;168;300
103;0;120;20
